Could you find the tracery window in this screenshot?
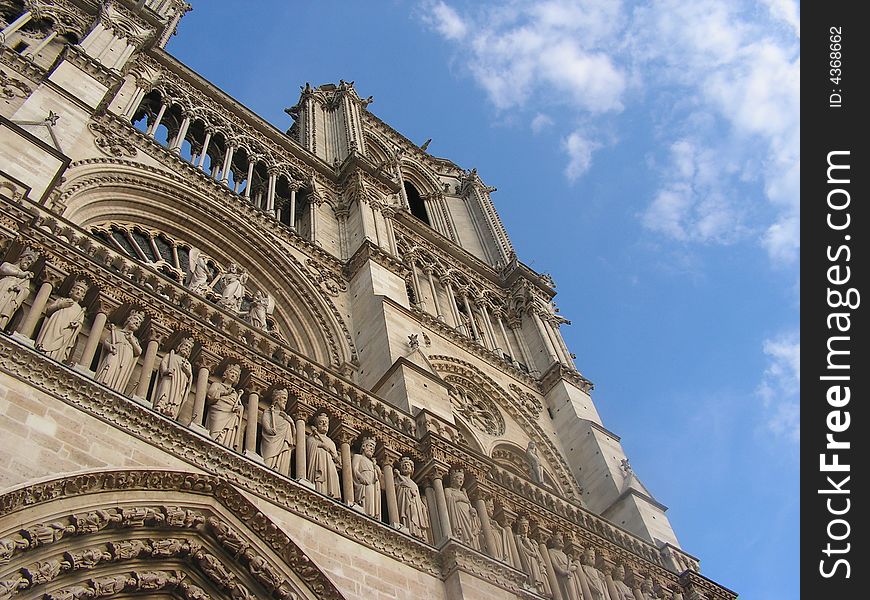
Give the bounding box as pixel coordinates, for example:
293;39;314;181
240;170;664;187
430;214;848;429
449;386;505;437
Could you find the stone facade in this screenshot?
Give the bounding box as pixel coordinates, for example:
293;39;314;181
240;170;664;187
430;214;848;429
0;1;735;599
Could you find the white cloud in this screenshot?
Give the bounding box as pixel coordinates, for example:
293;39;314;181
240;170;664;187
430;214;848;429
530;113;554;133
420;0;799;262
757;332;800;442
642;139;746;243
562;131;599;181
422;1;468;40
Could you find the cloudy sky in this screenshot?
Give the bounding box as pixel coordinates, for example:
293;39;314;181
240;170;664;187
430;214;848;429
170;1;799;597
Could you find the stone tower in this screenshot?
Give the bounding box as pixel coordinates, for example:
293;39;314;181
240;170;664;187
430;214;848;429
0;2;734;599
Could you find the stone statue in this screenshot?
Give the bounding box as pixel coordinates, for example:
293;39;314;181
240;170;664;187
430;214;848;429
218;262;247;313
351;436;381;518
548;533;580;600
94;309;145;393
206;363;244;449
247;289;274;331
514;516;551;596
443;469;481;550
0;249;37;329
395;456;428;540
306;412;341;498
186;247;211;296
152;336;195;419
581;547;609;600
91;574;134;595
484;497;511;562
260;388;295;475
612;564;637;600
526;440;544;484
35;279;89;362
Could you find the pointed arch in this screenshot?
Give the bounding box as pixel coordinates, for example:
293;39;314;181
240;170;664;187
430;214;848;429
0;469;347;600
56;158;356;368
427;355;582;499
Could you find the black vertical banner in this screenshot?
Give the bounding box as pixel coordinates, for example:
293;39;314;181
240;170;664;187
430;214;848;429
803;3;867;596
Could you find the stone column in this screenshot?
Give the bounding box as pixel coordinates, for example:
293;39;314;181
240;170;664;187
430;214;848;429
431;473;453;542
539;538;565;600
122;85;147;119
244;159;255;199
463;293;481;342
170;114;191;152
0;11;32;45
545;319;570;365
196;132;212;169
266;171;277;213
146;103;167;137
533;309;559;363
473;495;498;559
308;200;318;244
17;281;53;340
288;188;297;229
378;448;401;528
336;428;357;507
502;513;522;570
75;311;107;372
189;364;211;433
292;404;315;488
510;319;536;369
409;259;422;308
443;279;462;329
134;337;160;402
23;30;58;58
243;389;262;460
604;564;621;600
424;485;441;544
479;302;499;351
424;268;444;320
496;313;516;360
219;145;235;185
554;325;576;369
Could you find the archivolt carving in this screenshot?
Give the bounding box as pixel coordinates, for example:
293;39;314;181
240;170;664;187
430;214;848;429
0;69;30;100
428;355;581;499
55;159;356;367
0;470;347;600
87;118;137;159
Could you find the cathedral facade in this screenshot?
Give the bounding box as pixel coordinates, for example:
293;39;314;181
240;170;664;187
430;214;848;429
0;2;735;599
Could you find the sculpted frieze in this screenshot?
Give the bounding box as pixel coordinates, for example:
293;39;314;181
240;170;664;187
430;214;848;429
88;117;138;159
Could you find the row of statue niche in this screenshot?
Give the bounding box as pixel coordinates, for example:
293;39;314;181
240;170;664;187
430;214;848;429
186;248;274;332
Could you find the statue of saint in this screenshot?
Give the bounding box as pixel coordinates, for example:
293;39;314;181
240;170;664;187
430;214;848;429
217;263;247;313
526;440;544;484
152;336;195;419
206;363;244;449
514;516;551;596
581;547;609;600
247;290;273;331
260;388;295;475
0;249;37;329
306;412;341;498
484;497;511;562
395;456;428;540
351;436;381;518
443;469;481;550
548;533;580;600
186;247;211;296
94;310;145;393
35;279;89;362
612;564;638;600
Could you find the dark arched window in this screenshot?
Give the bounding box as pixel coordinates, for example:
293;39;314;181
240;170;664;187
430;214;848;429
404;181;430;226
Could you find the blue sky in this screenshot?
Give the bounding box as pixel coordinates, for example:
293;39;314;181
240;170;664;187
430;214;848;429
169;1;800;597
